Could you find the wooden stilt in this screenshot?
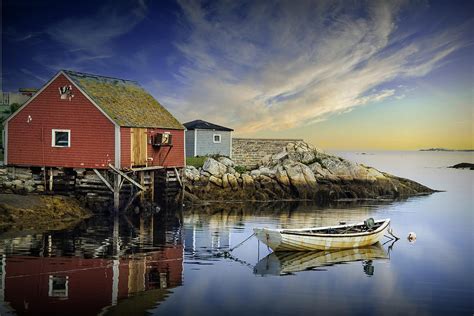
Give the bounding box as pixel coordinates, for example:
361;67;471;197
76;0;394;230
139;172;145;203
49;167;53;191
113;173;121;212
150;171;155;202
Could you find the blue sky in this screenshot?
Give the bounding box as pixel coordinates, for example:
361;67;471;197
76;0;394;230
2;0;473;149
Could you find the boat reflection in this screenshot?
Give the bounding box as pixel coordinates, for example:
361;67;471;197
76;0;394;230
254;243;389;277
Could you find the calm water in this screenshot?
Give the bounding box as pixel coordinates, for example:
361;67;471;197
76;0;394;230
0;151;472;315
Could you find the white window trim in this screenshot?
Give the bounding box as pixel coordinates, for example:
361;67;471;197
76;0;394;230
52;129;71;148
48;275;69;298
213;133;222;143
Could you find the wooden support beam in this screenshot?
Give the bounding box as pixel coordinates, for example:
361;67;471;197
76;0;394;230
140;172;145;202
93;169;114;192
150;171;155;202
130;165;164;172
113;173;121;212
108;164;145;191
49;168;53;191
174;167;183;188
123;190;141;212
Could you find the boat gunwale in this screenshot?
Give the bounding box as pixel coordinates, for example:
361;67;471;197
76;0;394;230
260;219;390;238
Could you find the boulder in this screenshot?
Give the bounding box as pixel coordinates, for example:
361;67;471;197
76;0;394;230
218;157;235;167
284;162;308;187
185;166;200;181
275;165;290;187
227;174;239;190
202;158;227;177
222;174;230;189
284;162;317;197
241;174;254;188
259;167;276;178
227;166;236;174
209;175;223;187
250;170;261;178
309;162;339;182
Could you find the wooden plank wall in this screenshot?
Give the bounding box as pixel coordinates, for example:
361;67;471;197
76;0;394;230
130;128;148;167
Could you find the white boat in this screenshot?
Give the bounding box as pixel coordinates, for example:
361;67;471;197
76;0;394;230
254;244;388;276
254;218;390;251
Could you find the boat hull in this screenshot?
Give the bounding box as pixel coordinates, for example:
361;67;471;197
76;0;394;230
254;219;390;251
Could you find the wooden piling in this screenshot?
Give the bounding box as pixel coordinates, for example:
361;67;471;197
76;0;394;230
113;173;121;211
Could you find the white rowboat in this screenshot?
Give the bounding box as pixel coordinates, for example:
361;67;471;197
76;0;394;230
254;218;390;251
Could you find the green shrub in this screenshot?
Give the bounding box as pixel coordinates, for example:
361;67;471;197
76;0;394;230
234;165;247;173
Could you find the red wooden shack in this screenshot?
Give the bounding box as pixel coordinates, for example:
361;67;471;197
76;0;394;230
4;70;185;170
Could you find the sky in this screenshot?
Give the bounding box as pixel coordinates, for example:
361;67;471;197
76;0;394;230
2;0;473;150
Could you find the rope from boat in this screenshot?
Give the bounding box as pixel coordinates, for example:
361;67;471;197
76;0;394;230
385;223;400;240
219;233;256;256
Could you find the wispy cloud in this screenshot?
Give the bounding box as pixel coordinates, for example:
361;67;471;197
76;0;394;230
46;0;147;53
20;68;47;82
164;0;471;134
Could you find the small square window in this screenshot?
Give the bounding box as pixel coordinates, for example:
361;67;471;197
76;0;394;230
213;134;221;143
48;275;69;298
52;129;70;147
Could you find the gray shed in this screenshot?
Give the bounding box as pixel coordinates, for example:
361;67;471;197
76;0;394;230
184;120;233;157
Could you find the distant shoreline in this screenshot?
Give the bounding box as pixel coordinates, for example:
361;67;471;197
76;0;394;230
419;148;473;152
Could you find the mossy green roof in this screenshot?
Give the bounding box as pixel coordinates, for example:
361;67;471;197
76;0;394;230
63;70;184;129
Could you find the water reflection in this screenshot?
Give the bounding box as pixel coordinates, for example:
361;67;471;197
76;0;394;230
0;211;184;316
254;243;389;277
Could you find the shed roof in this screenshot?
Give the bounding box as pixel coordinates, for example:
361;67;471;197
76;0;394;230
63;70;184;129
184;120;233;131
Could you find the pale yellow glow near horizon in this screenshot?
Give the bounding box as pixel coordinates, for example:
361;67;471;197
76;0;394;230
236;91;473;151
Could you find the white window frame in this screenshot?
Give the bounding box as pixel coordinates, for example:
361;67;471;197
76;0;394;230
213;133;222;144
48;275;69;298
52;129;71;148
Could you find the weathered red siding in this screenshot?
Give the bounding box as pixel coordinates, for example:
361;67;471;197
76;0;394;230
7;74;115;169
147;129;185;168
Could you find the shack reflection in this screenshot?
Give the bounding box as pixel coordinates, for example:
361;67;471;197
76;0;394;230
0;211;183;315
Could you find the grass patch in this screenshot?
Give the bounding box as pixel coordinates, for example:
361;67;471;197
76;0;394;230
186;156;207;168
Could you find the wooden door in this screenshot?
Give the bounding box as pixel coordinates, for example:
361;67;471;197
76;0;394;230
130;128;148;167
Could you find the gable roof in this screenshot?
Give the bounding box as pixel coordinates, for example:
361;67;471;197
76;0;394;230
183;120;233;131
63;70;184;130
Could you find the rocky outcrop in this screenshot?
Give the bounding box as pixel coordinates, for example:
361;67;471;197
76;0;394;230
183;141;434;203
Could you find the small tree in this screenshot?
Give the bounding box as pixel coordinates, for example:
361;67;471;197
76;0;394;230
10;103;21;113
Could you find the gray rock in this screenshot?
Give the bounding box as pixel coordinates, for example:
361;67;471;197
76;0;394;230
309;162;339;181
250;170;261;178
227;166;236;174
259;167;276;178
185;166;200;181
241;174;254;188
209;175;223;187
222;173;230;189
218;157;235;167
227;174;239;190
203;158;227;177
284;162;317;188
200;170;211;177
275;165;290;187
25;186;35;193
